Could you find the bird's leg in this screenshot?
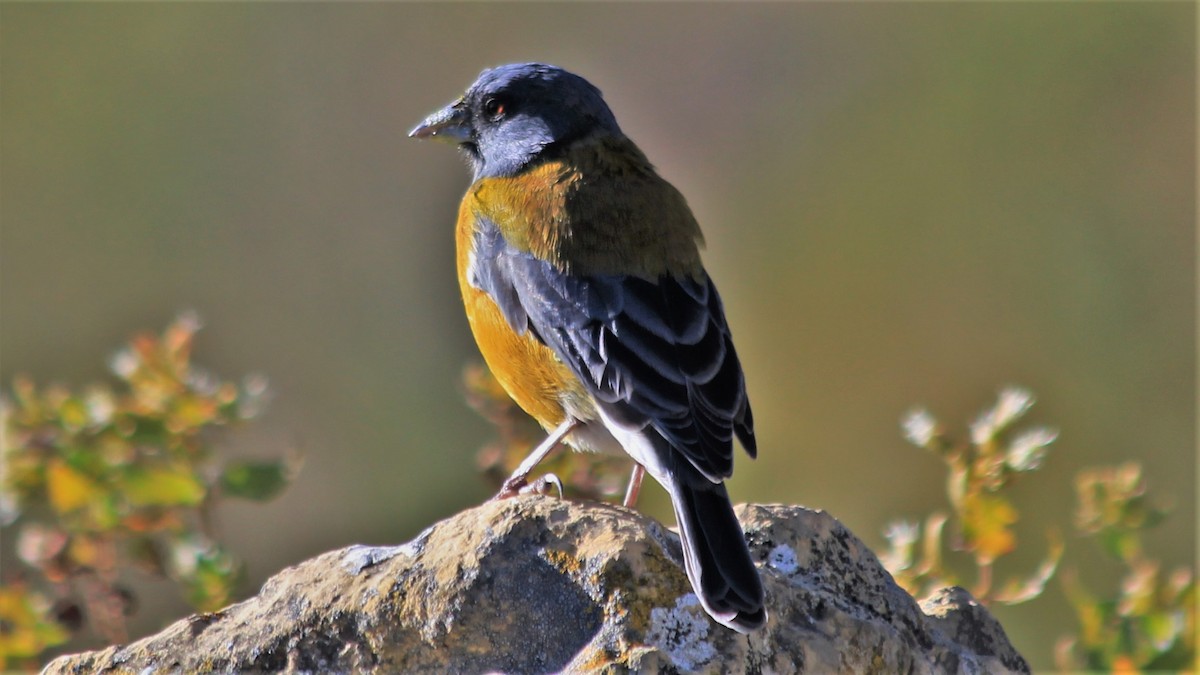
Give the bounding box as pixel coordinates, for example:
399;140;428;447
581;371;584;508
623;464;646;508
493;418;579;500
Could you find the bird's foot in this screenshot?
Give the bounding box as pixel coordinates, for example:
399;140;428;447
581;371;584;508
491;475;527;501
522;473;563;498
492;473;563;500
490;418;578;501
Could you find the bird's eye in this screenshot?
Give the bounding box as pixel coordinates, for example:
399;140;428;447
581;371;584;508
482;97;506;120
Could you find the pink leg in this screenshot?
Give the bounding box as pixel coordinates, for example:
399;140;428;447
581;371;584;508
623;464;646;508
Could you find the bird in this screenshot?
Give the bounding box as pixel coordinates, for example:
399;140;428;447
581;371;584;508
409;63;766;633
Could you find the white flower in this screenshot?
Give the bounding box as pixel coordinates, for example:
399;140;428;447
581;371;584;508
993;387;1034;428
971;387;1035;445
884;520;920;548
1006;427;1058;471
902;408;938;447
969;411;996;446
108;347;139;379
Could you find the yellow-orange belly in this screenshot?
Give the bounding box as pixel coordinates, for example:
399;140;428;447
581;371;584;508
455;208;594;431
460;282;595;429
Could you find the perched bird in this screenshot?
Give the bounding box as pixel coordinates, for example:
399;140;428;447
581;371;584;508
410;63;765;633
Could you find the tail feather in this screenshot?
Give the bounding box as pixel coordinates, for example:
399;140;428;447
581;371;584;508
594;410;765;632
669;478;766;633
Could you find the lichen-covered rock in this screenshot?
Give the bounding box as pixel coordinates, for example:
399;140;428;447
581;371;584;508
43;498;1029;674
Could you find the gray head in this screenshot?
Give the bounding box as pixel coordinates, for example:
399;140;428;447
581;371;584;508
410;63;623;179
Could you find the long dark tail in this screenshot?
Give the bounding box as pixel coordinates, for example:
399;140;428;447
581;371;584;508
668;477;766;633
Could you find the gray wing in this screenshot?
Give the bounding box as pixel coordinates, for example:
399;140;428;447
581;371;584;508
469;218;755;481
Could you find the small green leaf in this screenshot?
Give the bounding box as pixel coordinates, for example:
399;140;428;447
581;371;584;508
921;512;948;573
963;492;1018;563
1099;529;1140;562
220;461;290;501
0;585;71;667
172;541;241;611
1143;610;1184;652
123;466;206;507
58;397;89;433
947;462;968;512
46;460;102;514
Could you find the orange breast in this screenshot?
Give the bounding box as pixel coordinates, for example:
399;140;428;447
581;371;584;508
455;200;594;430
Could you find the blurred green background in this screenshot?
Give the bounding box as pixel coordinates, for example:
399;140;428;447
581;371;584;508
1;3;1194;668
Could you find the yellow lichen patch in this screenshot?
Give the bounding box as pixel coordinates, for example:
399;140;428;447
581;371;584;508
542;547;584;576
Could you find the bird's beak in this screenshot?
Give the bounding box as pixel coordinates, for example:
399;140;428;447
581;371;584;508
409;98;471;143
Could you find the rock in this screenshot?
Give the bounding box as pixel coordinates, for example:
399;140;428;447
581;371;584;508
43;498;1029;674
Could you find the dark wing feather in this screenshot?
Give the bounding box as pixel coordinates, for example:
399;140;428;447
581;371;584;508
469;217;755;480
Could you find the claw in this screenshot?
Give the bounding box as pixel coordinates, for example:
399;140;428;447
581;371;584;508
491;473;564;501
521;473;563;498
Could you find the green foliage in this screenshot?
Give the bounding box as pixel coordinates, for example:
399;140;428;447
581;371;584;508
884;387;1196;672
1055;463;1196;672
0;315;295;669
0;585;70;668
219;461;293;502
884;387;1062;604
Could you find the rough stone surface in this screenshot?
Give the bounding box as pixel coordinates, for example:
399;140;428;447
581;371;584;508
43;498;1029;674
